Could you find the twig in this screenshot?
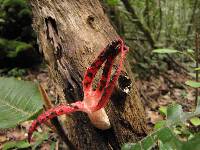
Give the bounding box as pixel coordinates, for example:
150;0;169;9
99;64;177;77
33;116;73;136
143;0;150;27
156;0;162;41
56;139;59;150
39;84;75;149
39;84;53;109
195;33;199;107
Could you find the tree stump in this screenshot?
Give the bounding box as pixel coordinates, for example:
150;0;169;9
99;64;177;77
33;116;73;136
30;0;148;149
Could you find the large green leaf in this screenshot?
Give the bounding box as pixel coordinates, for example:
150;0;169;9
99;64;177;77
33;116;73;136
0;77;43;128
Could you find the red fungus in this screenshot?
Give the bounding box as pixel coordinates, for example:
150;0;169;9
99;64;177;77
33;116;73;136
28;38;128;142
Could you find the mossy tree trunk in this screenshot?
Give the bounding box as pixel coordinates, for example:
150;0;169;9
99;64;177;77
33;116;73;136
29;0;148;149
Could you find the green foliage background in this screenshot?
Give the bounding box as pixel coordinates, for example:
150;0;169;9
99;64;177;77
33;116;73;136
1;0;199;77
103;0;200;78
0;0;41;68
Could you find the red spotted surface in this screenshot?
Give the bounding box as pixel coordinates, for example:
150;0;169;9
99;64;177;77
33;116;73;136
28;38;128;142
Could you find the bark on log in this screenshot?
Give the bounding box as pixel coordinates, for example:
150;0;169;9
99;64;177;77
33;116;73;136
29;0;148;149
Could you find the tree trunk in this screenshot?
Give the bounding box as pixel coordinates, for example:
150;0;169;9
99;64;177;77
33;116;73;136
29;0;148;149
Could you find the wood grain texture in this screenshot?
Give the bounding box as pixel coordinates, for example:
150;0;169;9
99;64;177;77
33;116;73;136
29;0;148;149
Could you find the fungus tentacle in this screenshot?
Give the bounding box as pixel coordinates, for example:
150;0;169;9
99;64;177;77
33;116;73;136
28;38;128;142
96;41;122;93
94;40;128;111
28;101;84;142
96;56;114;93
82;40;121;93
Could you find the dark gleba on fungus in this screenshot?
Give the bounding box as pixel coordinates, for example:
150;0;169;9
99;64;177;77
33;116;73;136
28;38;128;142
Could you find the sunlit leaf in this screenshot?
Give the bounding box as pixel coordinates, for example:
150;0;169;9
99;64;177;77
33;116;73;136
186;49;194;53
194;67;200;71
190;117;200;126
152;49;179;54
185;80;200;88
159;106;167;116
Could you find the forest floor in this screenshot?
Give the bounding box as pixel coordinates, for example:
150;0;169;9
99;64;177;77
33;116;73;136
0;66;196;149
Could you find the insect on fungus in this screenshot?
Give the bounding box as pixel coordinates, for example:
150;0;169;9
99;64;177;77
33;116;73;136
28;38;128;142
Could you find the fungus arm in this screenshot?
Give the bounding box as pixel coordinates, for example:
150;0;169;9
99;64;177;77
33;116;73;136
94;41;129;111
82;40;122;93
28;101;84;142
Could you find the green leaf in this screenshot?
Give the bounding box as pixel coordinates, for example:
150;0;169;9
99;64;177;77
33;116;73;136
3;140;31;150
186;49;194;53
0;18;5;23
0;38;32;58
152;49;179;54
182;134;200;150
122;127;181;150
159;106;167;116
190;117;200;126
158;140;174;150
154;120;166;130
185;80;200;88
153;127;174;142
50;141;56;150
106;0;119;6
141;135;154;149
194;67;200;71
122;130;200;150
121;143;141;150
32;132;49;150
0;77;43;128
167;104;183;122
173;126;182;135
123;99;200;150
